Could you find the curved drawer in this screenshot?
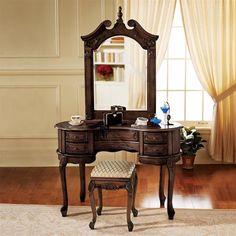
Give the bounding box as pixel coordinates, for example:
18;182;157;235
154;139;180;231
94;141;139;152
66;131;88;142
66;142;88;154
144;132;167;144
95;130;138;142
144;144;168;156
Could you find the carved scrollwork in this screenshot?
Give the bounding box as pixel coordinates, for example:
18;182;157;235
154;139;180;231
82;20;112;49
144;39;156;48
88;180;95;192
167;158;175;169
103;19;112;28
84;49;92;59
148;51;153;56
85;39;97;48
133;131;138;140
81;6;159;119
59;156;67;167
116;6;123;23
127;19;136;28
125;182;133;198
95;183;126;190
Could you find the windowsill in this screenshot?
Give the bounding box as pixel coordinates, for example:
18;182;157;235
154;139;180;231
174;120;212;134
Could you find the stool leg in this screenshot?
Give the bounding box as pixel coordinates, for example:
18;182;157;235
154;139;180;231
126;182;134;232
97;187;103;215
88;180;96;229
132;171;138;217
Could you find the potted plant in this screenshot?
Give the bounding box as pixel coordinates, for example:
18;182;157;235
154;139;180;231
180;126;206;169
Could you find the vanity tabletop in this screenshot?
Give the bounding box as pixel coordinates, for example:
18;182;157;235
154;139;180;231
55;120;183;132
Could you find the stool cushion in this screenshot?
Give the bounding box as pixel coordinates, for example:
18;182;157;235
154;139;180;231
91;160;135;178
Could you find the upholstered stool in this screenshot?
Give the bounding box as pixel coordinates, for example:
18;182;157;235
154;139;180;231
88;160;138;231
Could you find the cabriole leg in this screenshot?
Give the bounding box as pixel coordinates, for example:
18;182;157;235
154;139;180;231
79;163;86;202
159;165;166;207
167;158;176;220
88;180;96;229
97;187;103;215
132;171;138;217
126;182;134;232
59;156;68;217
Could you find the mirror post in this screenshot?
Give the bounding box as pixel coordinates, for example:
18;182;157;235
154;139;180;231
84;46;94;120
147;46;156;117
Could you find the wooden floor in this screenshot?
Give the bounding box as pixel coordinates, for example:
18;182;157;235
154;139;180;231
0;164;236;209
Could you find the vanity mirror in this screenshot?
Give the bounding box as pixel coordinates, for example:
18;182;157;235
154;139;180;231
94;36;147;111
81;7;158;120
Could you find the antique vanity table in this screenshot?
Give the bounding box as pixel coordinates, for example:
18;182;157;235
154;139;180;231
55;7;182;221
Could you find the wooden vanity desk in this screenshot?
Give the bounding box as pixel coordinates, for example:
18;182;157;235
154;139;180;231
55;120;182;220
55;7;182;221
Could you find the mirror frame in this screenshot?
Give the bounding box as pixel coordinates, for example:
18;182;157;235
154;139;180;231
81;7;159;120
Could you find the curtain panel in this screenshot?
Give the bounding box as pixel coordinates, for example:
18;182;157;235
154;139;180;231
124;0;176;109
123;0;176;162
180;0;236;162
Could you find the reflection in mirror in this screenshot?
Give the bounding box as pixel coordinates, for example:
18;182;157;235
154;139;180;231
94;36;147;110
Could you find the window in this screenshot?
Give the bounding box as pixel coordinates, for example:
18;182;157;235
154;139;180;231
156;0;214;126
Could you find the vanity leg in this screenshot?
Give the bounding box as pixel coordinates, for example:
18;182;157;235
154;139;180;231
59;156;68;217
166;159;176;220
132;171;138;217
159;165;166;207
79;163;86;202
126;182;134;232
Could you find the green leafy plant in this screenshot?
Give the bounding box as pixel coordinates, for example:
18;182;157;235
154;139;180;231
180;126;206;156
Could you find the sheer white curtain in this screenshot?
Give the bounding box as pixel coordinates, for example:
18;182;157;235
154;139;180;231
123;0;176;162
180;0;236;162
124;0;176;109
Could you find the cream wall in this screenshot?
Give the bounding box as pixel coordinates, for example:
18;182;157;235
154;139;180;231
0;0;124;166
0;0;215;166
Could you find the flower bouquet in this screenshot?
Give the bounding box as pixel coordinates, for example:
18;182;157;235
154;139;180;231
96;65;114;81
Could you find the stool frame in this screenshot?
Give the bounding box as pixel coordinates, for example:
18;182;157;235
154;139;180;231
88;169;138;231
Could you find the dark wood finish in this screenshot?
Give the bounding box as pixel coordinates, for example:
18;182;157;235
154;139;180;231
88;169;138;231
81;6;159;120
159;165;166;206
55;7;182;222
1;165;236;209
59;155;68;216
55;121;182;220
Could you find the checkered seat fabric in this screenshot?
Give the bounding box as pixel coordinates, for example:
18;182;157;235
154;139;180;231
91;160;135;178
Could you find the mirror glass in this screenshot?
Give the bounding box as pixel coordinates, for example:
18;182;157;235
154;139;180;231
93;36;147;110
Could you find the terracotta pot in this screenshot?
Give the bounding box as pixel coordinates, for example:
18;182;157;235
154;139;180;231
182;155;195;169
